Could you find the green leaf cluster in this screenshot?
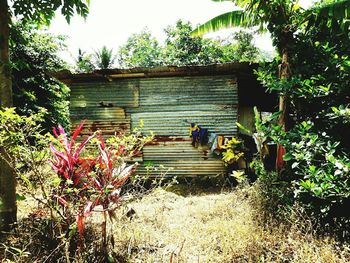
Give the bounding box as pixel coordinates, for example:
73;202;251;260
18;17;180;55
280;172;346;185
115;20;264;69
93;46;116;70
12;0;89;25
201;0;350;220
256;7;350;217
10;22;70;132
117;29;163;68
0;108;52;189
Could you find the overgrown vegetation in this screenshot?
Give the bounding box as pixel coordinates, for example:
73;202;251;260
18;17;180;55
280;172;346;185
4;183;350;262
193;0;350;236
1;0;350;261
0;109;170;261
75;20;265;71
93;46;116;70
117;29;164;68
10;22;70;131
121;20;264;67
254;4;350;231
75;48;95;73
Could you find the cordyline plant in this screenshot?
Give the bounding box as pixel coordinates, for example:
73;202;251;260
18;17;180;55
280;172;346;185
49;121;136;250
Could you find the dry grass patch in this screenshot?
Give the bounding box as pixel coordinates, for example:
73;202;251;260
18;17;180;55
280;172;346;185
3;184;350;262
110;185;350;263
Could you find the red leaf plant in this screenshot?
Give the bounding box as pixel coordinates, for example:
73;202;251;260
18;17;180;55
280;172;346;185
49;121;137;247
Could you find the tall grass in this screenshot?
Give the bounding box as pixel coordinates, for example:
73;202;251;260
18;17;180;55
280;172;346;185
3;181;350;262
108;183;350;262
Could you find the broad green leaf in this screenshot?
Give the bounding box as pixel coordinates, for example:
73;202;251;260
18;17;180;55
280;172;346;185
16;193;26;201
192;10;259;36
283;152;293;161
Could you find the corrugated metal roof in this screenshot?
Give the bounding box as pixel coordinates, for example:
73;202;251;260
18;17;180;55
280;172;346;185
54;63;257;83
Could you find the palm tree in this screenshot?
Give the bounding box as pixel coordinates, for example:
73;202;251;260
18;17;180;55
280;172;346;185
94;46;116;70
193;0;350;171
193;0;350;51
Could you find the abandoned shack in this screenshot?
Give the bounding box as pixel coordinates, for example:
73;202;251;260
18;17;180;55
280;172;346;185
56;63;276;178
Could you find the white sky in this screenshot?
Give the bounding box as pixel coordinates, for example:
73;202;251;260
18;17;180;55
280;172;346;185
47;0;314;65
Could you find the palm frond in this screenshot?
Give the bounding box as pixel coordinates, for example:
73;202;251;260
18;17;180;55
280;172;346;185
192;10;260;36
94;46;116;70
304;0;350;31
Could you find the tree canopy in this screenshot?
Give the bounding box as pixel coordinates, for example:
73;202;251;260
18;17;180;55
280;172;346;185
115;20;263;69
194;1;349;51
118;29;163;68
10;22;70;131
12;0;89;24
193;0;350;222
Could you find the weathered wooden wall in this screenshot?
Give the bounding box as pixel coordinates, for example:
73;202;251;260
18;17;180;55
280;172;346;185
69;69;239;178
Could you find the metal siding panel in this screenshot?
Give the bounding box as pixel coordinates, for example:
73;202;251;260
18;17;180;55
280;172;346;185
140;140;224;176
143;140;210;161
132;75;237;177
70;107;131;136
70;80;139;108
137;76;237;107
69;74;238;177
70;107;126;120
127;104;236;113
136;161;225;177
131;110;237;136
130;75;238;136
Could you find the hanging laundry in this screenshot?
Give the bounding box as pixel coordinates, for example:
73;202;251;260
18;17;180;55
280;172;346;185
216;135;225;150
189;123;200;147
198;126;208;145
276;144;286;171
208;133;217;149
209;133;221;156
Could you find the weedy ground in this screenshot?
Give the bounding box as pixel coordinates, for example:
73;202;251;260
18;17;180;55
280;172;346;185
3;183;350;262
108;183;350;263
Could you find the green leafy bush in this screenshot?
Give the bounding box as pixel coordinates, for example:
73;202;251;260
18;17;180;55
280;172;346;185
0;109;160;260
255;16;350;230
0;108;52;190
282;122;350;215
10;22;70;132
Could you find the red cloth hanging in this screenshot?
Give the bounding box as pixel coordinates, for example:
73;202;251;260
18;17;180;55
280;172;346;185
276;144;286;171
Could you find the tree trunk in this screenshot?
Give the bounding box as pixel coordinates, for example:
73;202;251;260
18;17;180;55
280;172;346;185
276;48;290;173
0;0;16;231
